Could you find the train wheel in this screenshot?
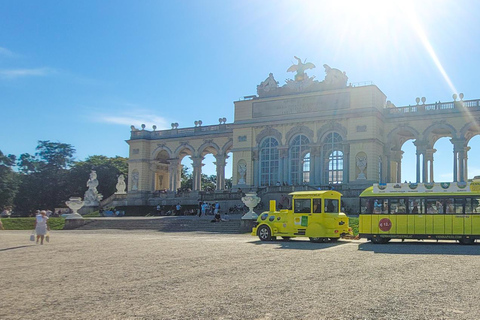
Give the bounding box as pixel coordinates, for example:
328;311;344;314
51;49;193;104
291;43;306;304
371;236;388;244
459;237;475;245
258;225;272;241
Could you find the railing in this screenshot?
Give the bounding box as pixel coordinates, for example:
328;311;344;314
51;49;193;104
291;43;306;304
130;124;233;140
385;99;480;116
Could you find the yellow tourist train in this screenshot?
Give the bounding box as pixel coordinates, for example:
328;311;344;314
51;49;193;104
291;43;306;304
251;190;352;242
359;181;480;245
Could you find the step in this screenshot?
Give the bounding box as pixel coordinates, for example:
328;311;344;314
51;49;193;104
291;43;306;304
77;217;245;234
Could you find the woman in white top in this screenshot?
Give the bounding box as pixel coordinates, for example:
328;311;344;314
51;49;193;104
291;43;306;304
34;210;49;245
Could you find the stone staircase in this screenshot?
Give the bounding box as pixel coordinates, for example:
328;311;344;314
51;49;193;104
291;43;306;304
77;216;245;234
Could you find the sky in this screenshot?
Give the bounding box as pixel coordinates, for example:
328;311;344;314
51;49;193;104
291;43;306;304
1;0;480;182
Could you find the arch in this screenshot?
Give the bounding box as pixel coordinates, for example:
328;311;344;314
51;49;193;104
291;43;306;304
422;121;458;146
151;145;173;159
285;125;314;144
386;125;420;151
317;122;347;143
221;138;234;154
460;121;480;144
198;140;221;157
173;143;195;159
256;126;282;145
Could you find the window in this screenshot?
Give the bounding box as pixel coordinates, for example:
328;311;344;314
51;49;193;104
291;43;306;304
323;132;343;184
259;137;279;186
324;199;339;213
408;198;424;214
289;135;310;185
302;153;310;183
390;198;407;214
313;199;322;213
361;198;388;214
294;199;311;213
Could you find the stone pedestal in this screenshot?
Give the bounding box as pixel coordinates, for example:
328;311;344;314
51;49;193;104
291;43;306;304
239;219;257;233
63;219;87;229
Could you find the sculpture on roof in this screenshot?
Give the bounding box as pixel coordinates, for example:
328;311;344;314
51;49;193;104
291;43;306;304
287;56;316;81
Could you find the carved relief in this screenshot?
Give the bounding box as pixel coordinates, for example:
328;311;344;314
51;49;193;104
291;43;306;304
356;152;367;180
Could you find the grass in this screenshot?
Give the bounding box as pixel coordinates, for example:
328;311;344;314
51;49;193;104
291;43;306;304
1;217;65;230
83;211;100;217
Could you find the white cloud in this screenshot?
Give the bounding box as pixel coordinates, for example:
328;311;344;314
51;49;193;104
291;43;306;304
0;46;15;57
95;110;170;130
0;67;56;79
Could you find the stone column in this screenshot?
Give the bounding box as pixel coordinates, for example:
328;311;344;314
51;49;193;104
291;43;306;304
414;140;427;183
309;146;319;185
343;143;350;183
168;158;180;192
425;148;436;182
390;150;403;183
191;156;204;191
214;154;227;190
451;138;466;182
278;147;288;185
252;150;259;187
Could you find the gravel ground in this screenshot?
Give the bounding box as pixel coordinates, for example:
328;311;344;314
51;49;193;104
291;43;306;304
1;230;479;320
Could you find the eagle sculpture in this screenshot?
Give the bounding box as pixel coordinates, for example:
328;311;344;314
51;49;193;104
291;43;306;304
287;56;316;81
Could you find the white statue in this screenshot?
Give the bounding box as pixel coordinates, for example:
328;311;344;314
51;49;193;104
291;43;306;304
84;170;103;206
356;155;367;180
115;174;127;194
238;162;246;185
131;171;139;191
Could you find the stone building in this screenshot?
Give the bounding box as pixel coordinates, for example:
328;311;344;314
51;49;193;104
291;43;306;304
123;58;480;212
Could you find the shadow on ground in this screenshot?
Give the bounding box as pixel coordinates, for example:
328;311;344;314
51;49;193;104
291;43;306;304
358;240;480;255
249;238;350;251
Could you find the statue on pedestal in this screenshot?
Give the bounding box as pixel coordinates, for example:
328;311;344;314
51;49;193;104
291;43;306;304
84;170;103;206
115;174;127;194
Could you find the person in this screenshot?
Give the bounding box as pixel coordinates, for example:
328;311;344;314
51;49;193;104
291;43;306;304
176;203;182;215
426;203;436;214
0;218;4;230
214;202;221;215
34;210;49;245
411;202;419;214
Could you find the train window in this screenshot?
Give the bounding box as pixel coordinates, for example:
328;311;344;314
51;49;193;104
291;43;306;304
472;198;480;213
426;199;439;213
324;199;338;213
408;198;424;214
390;198;407;214
294;199;311;213
454;198;464;214
465;198;472;214
445;198;455;214
313;199;322;213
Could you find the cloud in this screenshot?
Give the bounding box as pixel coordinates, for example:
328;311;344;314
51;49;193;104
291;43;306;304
0;67;57;79
0;46;15;57
95;109;170;130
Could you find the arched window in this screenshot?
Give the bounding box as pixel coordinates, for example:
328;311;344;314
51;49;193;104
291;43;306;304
323;132;343;184
259;137;279;186
290;135;310;185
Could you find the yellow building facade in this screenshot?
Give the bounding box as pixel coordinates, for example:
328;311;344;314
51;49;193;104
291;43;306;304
125;60;480;209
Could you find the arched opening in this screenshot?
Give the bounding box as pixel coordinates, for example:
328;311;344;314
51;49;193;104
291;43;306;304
433;137;454;182
289;135;310;185
180;156;193;192
259;137;279;186
225;151;233;189
400;140;415;183
154;150;170;191
322;132;343;184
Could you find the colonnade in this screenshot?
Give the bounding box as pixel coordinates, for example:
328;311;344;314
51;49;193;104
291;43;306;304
155;153;229;192
387;137;470;183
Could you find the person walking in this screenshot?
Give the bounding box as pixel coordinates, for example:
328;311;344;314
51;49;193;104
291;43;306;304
34;210;49;245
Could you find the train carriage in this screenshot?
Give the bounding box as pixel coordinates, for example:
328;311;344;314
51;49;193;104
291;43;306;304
359;181;480;244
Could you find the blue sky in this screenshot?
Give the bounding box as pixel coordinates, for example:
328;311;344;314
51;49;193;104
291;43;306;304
1;0;480;182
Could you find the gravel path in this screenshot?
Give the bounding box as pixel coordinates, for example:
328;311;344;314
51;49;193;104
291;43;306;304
1;230;479;320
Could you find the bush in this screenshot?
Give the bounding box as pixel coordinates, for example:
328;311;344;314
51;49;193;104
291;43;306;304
1;217;65;230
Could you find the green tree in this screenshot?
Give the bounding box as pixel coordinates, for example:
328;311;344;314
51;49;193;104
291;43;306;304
15;141;76;213
0;150;18;210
